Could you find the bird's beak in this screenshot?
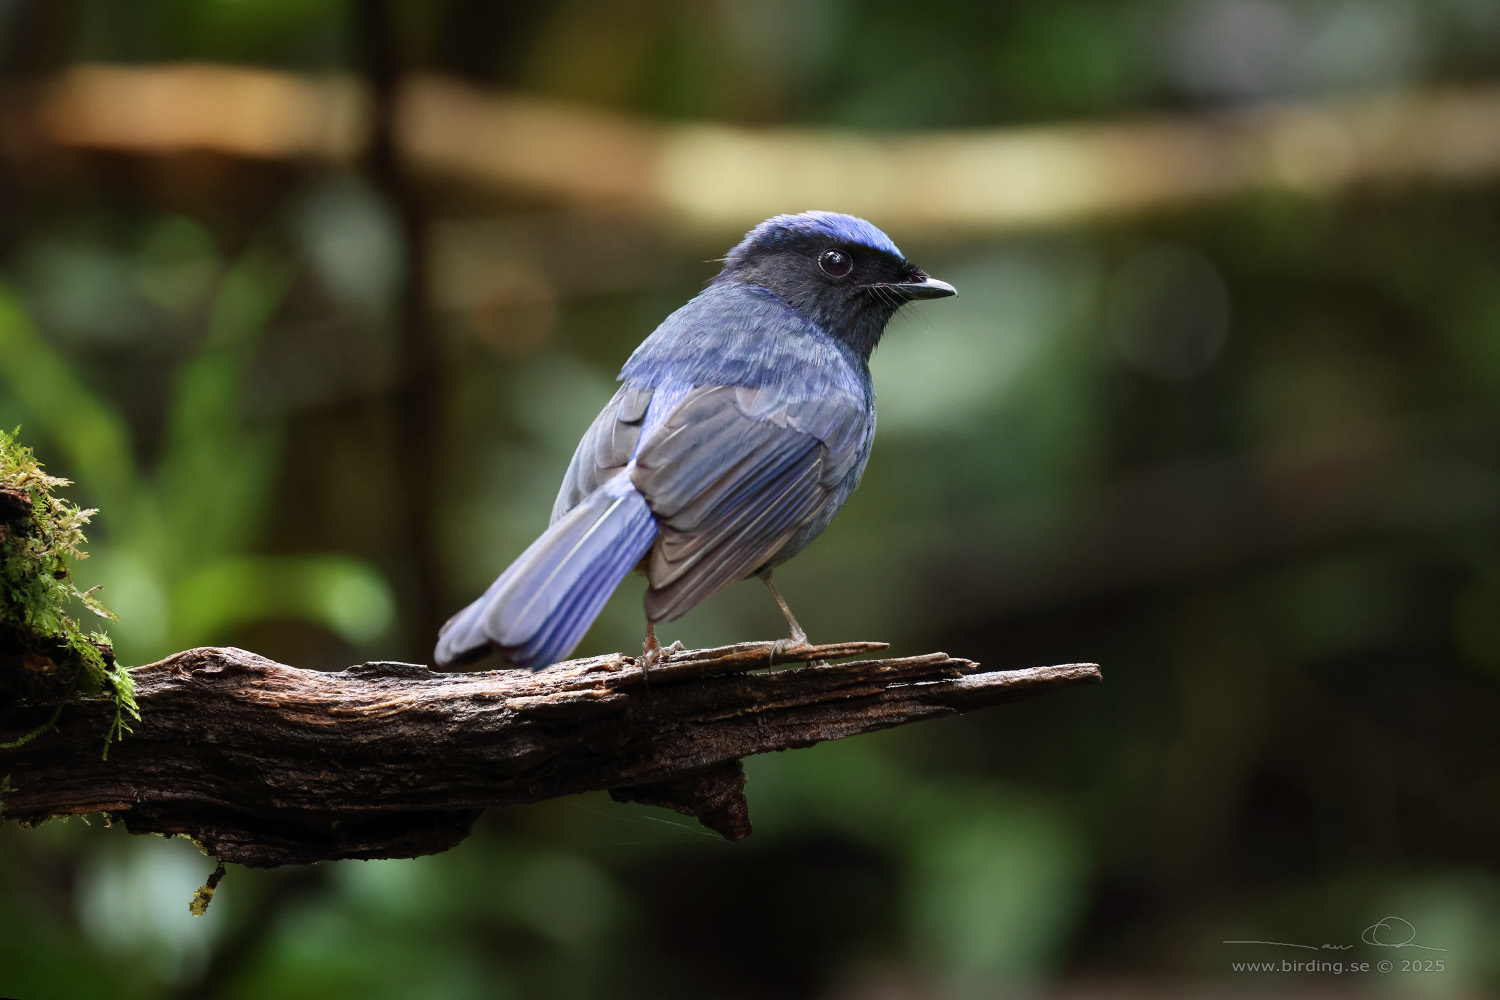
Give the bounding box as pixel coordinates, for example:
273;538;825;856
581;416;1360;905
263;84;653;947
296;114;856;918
896;275;957;300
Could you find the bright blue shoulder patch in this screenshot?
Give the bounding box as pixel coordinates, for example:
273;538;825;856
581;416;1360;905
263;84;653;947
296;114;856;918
726;211;903;264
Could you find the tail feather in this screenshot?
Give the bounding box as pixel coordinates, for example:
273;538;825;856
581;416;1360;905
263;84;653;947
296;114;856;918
435;479;657;670
523;518;648;665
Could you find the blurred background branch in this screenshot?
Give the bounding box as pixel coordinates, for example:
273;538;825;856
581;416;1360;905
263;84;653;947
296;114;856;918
8;63;1500;231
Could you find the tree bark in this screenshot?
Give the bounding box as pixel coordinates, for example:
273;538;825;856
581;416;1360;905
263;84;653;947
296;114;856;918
0;640;1100;868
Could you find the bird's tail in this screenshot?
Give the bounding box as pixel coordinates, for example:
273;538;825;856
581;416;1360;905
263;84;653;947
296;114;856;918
434;479;657;670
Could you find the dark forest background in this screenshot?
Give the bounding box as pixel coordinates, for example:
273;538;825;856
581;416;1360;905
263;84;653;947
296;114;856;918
2;1;1499;997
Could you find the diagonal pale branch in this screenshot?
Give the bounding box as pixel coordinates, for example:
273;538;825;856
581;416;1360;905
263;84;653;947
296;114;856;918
0;640;1100;868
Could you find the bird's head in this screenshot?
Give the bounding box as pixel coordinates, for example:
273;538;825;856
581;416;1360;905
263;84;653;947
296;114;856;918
716;211;956;360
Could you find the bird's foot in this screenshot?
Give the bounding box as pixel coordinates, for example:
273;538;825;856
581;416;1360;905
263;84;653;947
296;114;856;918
639;637;684;670
639;625;684;690
641;633;662;671
769;627;811;666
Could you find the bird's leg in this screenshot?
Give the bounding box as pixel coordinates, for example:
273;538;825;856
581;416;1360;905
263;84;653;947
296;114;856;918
640;620;662;689
760;571;809;663
761;572;808;644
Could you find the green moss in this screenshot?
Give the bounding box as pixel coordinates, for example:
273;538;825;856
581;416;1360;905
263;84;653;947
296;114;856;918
0;427;137;750
189;860;228;917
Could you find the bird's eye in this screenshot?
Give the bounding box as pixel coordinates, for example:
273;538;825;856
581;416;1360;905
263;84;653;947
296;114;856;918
819;249;853;278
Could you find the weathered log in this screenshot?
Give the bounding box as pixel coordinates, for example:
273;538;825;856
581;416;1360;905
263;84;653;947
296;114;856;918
0;640;1100;867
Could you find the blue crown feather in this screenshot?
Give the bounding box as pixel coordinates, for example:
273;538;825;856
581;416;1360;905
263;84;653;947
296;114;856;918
725;211;904;266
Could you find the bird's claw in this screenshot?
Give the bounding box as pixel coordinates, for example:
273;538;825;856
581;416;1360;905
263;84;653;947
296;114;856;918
769;630;810;665
640;638;684;671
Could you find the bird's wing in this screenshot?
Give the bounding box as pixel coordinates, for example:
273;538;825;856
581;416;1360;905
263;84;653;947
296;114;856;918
551;384;654;523
632;383;869;622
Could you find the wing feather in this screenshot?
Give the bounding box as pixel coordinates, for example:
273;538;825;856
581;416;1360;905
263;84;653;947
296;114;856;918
631;383;867;622
551;385;652;522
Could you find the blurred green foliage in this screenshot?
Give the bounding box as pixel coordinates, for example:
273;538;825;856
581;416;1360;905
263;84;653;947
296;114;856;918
0;240;395;667
3;1;1500;999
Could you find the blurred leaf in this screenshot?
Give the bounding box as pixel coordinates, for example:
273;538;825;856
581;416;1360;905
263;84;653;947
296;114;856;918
156;249;293;562
907;794;1088;984
0;285;140;514
171;555;395;647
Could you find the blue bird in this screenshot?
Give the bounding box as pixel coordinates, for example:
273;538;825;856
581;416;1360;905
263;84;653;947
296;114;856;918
434;211;956;670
